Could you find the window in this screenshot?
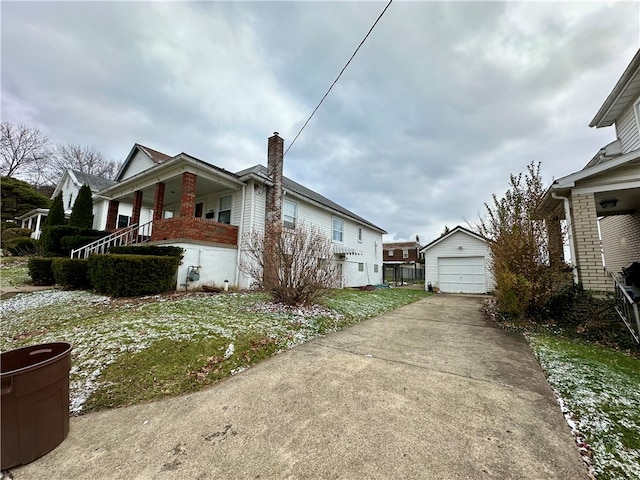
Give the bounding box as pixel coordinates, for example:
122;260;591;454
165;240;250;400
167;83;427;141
374;264;379;273
195;202;203;218
332;217;344;242
68;194;73;208
283;199;297;229
358;263;364;272
389;250;394;257
403;249;409;259
117;215;131;229
358;227;363;242
218;195;232;224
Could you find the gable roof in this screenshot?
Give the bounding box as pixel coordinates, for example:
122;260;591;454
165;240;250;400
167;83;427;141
235;164;386;233
51;169;118;199
590;49;640;128
420;225;486;252
115;143;173;181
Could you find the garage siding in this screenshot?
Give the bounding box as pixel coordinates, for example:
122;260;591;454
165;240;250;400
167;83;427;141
424;230;495;293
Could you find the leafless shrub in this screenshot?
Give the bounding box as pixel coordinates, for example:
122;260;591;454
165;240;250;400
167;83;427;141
239;222;340;306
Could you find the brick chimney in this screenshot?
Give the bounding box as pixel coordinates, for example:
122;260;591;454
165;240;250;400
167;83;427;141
266;132;284;227
263;132;284;288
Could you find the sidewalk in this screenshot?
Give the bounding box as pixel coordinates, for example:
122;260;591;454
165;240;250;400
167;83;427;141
0;285;53;300
10;295;587;479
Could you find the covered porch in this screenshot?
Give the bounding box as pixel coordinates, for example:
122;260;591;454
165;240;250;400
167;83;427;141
538;153;640;292
99;154;244;247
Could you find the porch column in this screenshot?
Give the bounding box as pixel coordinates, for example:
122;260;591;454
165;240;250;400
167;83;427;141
546;216;564;270
106;200;120;231
570;192;611;291
179;172;197;218
153;182;165;221
35;214;43;240
132;190;143;225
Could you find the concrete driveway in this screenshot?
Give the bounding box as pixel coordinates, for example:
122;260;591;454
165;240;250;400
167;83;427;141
12;294;587;479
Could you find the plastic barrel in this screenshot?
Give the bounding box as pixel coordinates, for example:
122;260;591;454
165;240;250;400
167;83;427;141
1;342;73;470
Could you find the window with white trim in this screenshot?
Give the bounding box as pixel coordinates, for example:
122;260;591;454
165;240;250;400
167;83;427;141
117;215;131;229
358;263;364;272
403;249;409;259
332;217;344;243
358;227;363;242
218;195;232;224
374;264;379;273
283;199;297;229
389;250;394;257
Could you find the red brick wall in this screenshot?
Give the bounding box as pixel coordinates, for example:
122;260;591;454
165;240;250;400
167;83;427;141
180;172;197;218
154;182;165;221
106;200;120;231
151;217;238;246
132;190;143;225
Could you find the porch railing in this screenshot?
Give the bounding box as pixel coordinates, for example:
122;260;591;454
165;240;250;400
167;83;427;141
611;272;640;344
70;220;153;259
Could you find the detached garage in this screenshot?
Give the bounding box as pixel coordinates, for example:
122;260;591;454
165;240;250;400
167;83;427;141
421;226;494;294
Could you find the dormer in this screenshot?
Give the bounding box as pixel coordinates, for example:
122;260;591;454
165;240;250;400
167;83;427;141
590;49;640;155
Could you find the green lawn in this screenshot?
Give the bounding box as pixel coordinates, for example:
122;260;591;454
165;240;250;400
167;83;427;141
0;258;31;287
1;287;428;415
529;334;640;480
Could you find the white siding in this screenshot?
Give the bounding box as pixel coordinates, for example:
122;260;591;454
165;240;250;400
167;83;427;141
119;151;156;180
615;100;640;154
172;242;238;290
423;230;494;293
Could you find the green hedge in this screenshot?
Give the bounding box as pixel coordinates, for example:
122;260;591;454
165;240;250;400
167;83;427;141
52;258;91;290
1;227;33;247
40;226;108;257
108;245;184;258
28;257;55;286
5;237;38;256
89;254;181;297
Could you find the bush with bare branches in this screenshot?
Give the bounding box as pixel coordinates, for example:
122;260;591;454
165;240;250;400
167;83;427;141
239;222;340;306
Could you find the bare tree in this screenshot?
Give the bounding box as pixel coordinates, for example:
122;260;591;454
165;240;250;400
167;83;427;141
45;143;119;183
0;122;51;182
239;222;340;306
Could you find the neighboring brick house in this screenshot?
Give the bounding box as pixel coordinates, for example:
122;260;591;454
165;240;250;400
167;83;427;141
383;240;424;283
537;49;640;292
30;133;386;289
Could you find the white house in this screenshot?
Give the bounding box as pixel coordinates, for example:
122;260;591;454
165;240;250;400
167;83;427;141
420;226;494;294
64;133;386;290
537;49;640;292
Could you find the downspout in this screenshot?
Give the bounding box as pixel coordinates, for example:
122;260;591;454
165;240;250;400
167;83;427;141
234;184;246;287
552;192;579;284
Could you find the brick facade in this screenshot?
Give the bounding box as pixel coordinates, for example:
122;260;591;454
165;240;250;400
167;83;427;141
180;172;197;218
153;182;165;221
600;212;640;273
383;242;421;263
151;217;238;246
106;200;119;231
132;190;143;225
570;192;611;291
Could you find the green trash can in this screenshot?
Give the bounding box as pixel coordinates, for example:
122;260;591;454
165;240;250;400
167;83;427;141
1;342;73;470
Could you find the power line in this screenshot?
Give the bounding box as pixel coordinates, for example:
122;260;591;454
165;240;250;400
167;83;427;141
283;0;394;158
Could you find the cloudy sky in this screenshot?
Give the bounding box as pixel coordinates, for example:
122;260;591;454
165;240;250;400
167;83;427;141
2;1;638;243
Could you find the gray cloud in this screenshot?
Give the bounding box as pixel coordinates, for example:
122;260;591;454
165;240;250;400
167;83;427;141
2;1;637;242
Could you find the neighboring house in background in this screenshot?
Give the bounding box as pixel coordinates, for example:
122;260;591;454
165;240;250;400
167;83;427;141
536;49;640;293
64;133;386;289
17;170;122;239
420;226;494;294
382;240;423;284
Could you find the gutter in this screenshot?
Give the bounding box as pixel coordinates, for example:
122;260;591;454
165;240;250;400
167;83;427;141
552;192;579;284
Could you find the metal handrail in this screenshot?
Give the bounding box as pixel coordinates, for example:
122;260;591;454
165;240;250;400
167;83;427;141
70;220;153;259
611;272;640;344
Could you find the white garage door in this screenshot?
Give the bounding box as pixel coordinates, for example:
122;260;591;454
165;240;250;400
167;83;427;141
438;257;487;293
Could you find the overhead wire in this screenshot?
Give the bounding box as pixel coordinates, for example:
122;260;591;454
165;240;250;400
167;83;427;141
283;0;394;158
